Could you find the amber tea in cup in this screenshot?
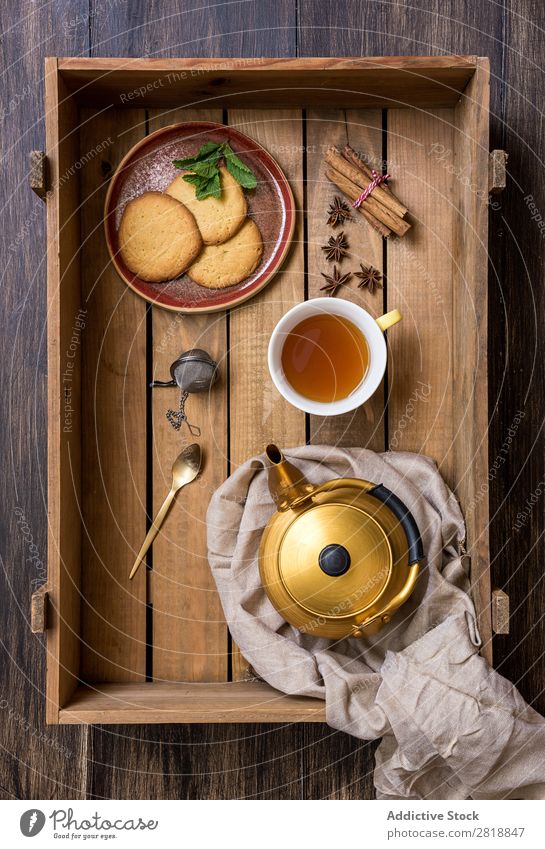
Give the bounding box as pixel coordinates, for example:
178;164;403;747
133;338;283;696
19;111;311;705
269;298;401;415
280;313;370;403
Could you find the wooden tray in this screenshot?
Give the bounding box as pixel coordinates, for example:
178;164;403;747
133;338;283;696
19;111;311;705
36;56;500;724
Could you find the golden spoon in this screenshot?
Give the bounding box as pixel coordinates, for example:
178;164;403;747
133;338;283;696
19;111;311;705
129;443;202;581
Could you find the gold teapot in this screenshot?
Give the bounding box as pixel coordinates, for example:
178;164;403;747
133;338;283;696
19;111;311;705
259;445;423;639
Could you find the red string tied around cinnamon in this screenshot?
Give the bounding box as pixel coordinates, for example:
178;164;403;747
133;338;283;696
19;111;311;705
352;170;391;209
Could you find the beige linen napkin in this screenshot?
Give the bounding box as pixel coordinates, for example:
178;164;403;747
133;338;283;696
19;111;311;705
206;445;545;799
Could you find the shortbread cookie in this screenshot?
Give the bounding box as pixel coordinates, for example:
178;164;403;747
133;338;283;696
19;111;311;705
188;218;263;289
118;192;202;282
165;166;247;245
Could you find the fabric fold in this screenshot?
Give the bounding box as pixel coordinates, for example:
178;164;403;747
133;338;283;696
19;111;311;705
206;445;545;799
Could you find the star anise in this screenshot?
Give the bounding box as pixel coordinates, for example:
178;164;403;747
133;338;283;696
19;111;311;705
320;265;353;296
321;231;349;263
327;195;352;227
355;263;382;294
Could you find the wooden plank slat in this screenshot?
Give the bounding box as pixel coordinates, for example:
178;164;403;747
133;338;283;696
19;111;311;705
80;107;148;682
386;108;455;486
227;109;306;679
147;107;228;683
306;109;386;450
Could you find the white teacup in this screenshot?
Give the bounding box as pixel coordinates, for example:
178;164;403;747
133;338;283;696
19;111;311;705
268;298;402;416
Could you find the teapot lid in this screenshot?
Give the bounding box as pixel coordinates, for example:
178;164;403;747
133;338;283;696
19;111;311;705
260;448;423;637
276;499;393;619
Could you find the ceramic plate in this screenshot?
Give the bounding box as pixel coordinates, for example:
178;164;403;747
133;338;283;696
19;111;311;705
104;121;295;312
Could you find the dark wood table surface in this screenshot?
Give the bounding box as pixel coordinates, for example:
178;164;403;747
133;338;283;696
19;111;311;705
1;0;544;800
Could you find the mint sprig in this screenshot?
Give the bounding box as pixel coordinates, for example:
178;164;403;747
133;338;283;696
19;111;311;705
173;141;257;200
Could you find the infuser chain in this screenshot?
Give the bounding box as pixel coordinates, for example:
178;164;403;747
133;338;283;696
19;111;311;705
165;390;202;437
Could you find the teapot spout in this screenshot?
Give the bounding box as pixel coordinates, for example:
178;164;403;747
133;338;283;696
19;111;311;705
265;444;314;511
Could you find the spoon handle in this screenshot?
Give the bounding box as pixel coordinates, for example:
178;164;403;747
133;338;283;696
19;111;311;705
129;488;177;580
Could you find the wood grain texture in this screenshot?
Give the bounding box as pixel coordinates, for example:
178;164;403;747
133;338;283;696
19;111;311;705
3;0;544;804
452;63;492;663
44;60;84;720
57;56;476;110
386;108;455;484
297;0;506;801
60;682;324;724
0;0;89;799
88;722;305;799
306;109;386;449
147;107;228;684
487;0;545;712
299;730;378;799
227;107;306;678
79;106;148;683
83;0;306;801
89;0;297;59
54;82;491;719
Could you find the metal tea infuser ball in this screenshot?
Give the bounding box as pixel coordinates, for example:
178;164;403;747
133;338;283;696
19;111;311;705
151;349;219;437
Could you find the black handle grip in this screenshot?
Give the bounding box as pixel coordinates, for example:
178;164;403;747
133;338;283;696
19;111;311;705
368;484;424;565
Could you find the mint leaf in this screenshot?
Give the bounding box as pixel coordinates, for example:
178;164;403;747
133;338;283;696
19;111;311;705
223;146;254;175
225;155;258;190
182;173;203;187
195;172;221;200
172;140;257;200
223;146;258;190
173;141;222;170
194;140;223;159
188;159;220;178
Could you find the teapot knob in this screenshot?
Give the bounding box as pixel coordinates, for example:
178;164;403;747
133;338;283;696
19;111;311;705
318;544;351;577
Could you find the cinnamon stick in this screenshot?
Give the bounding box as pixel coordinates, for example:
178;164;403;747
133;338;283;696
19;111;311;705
326;147;407;224
325;167;392;238
325;158;411;238
343;144;406;213
325;147;410;236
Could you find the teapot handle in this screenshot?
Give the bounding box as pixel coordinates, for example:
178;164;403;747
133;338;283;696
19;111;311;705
368;484;424;565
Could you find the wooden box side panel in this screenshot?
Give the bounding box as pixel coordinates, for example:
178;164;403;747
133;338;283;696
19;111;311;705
452;59;492;660
45;59;83;722
55;56;479;111
59;681;326;724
